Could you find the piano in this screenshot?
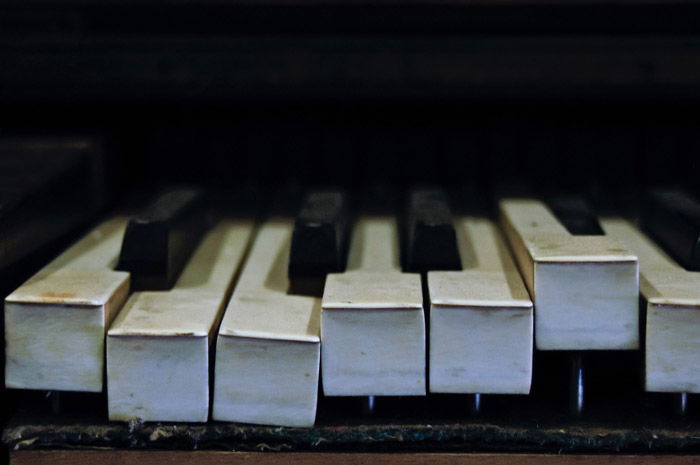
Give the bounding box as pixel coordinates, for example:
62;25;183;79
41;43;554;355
4;0;700;462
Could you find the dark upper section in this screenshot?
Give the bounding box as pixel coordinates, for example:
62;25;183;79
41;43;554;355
641;189;700;271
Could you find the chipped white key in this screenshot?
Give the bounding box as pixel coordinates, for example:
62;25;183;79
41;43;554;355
5;217;130;392
107;219;254;422
322;216;425;396
429;217;533;394
213;219;320;427
499;199;639;350
602;218;700;393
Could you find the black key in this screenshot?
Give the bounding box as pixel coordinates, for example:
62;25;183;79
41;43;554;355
404;188;461;273
0;137;104;271
546;195;605;236
117;188;210;290
641;189;700;271
288;189;349;296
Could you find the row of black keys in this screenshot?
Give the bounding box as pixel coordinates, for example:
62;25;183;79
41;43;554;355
115;186;700;296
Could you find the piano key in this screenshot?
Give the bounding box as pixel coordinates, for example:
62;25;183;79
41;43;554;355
5;217;130;392
107;219;254;422
322;215;426;396
601;218;700;394
499;198;639;350
544;195;606;416
404;188;461;272
213;219;320;427
116;188;209;291
288;189;350;295
641;189;700;271
428;217;533;394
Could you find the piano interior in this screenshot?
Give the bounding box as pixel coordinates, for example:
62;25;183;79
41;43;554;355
3;2;700;463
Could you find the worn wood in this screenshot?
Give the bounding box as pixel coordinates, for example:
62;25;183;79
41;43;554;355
11;451;700;465
6;36;700;104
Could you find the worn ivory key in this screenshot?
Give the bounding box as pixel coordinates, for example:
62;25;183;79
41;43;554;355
322;216;425;396
602;218;700;395
213;219;321;427
107;219;254;422
428;217;533;394
5;217;130;392
499;199;639;350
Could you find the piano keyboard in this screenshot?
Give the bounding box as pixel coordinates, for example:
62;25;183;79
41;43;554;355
6;184;700;430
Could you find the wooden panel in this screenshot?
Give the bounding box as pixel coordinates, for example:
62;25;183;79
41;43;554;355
11;451;700;465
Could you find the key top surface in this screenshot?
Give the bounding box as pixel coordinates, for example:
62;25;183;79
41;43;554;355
117;187;209;290
404;188;461;272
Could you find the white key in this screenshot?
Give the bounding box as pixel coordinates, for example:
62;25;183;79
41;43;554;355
5;217;130;392
602;218;700;393
213;219;320;427
429;217;533;394
499;199;639;350
322;216;425;396
107;219;254;422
